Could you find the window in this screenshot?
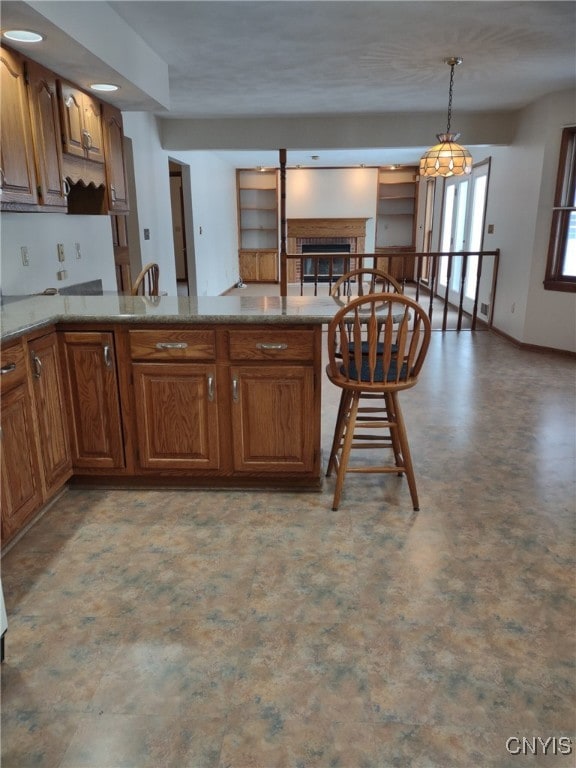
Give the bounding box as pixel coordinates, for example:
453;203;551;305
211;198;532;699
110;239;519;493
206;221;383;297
544;126;576;291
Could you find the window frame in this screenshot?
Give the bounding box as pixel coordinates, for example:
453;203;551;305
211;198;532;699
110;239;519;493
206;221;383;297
544;125;576;292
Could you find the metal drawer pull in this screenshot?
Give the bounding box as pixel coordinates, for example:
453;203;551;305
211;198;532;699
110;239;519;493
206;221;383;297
232;376;239;403
207;375;215;402
256;342;288;351
0;362;16;375
31;352;42;379
103;345;113;368
156;342;188;350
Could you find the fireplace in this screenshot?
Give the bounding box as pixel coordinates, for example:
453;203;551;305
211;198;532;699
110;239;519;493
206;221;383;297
286;218;368;283
301;243;351;282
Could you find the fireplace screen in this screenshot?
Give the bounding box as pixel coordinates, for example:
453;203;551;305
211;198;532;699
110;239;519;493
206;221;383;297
301;244;351;282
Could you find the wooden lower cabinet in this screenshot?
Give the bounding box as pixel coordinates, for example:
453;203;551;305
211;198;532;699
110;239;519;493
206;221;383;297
239;250;278;283
375;249;416;282
28;332;72;496
127;325;321;483
0;340;43;543
60;331;125;470
230;365;316;473
132;363;220;470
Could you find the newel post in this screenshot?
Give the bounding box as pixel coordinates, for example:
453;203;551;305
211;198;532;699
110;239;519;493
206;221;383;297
279;148;287;297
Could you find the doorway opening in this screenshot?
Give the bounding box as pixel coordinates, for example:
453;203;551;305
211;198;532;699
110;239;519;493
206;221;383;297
168;160;196;296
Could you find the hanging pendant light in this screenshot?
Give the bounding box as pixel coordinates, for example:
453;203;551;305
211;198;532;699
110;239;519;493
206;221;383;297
420;56;473;178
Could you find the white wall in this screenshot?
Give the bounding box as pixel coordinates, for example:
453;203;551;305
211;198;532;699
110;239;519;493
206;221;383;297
482;89;575;351
168;151;239;295
121;112;177;294
286;167;378;249
0;213;116;295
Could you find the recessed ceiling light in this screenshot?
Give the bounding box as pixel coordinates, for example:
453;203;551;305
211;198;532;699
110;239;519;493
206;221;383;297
3;29;44;43
90;83;119;92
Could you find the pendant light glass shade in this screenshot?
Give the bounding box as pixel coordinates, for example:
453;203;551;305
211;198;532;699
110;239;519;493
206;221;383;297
419;132;473;177
420;57;472;178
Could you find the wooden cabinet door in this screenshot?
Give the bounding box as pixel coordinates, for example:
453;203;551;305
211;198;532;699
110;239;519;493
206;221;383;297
26;60;66;208
0;341;42;543
132;363;220;470
61;331;125;469
230;364;316;473
0;46;38;206
58;80;85;159
239;251;258;282
83;92;105;163
28;333;72;496
102;103;128;212
58;81;104;163
258;251;279;282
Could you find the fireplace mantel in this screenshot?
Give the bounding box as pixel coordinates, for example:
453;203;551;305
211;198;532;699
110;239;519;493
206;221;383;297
287;218;369;239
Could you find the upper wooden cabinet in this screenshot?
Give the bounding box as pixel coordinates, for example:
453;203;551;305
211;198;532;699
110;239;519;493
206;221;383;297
26;59;67;209
58;80;105;164
0;46;39;207
102;102;129;213
0;45;129;214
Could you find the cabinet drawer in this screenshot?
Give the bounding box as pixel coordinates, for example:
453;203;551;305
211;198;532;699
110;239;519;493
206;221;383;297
0;341;27;393
129;330;216;361
228;329;315;361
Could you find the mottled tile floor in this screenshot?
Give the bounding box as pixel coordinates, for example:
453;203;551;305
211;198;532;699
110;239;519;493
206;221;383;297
1;332;575;767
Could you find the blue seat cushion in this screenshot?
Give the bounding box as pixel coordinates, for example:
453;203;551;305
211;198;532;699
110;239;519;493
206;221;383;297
342;357;408;382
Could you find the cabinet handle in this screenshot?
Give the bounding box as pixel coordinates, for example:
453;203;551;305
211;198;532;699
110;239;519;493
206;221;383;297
256;342;288;351
30;351;42;379
0;362;16;375
62;177;71;197
155;342;188;350
110;185;116;202
0;167;4;189
207;374;215;402
82;130;93;150
103;345;112;368
232;375;239;403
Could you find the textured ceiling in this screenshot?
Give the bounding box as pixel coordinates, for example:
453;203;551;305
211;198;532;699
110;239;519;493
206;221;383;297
108;0;575;118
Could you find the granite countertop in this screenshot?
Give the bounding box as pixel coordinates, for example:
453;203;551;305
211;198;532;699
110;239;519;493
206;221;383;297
0;294;344;343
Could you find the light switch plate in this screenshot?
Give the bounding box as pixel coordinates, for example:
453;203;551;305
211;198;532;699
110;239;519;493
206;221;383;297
57;243;65;262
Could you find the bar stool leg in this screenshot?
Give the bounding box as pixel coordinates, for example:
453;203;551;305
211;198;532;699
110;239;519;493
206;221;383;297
385;392;405;476
332;392;360;511
326;389;351;477
391;393;419;511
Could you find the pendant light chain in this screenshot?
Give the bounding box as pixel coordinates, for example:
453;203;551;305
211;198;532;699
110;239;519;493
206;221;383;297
446;62;455;135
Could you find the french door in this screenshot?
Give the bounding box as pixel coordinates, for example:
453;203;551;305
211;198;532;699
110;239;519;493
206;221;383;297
438;160;490;309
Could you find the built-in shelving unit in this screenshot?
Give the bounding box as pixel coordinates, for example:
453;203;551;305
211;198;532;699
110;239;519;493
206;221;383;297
237;169;279;282
375;166;418;281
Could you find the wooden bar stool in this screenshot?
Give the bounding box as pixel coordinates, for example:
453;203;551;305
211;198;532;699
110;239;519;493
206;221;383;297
131;262;160;296
325;293;431;511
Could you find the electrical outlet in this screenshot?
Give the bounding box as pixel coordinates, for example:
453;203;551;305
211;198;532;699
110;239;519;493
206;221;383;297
57;243;65;262
480;302;489;316
56;269;68;281
75;242;82;259
20;246;29;266
143;228;150;240
487;224;495;234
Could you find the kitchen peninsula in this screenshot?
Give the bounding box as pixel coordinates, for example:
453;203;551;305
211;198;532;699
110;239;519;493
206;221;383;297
1;295;339;546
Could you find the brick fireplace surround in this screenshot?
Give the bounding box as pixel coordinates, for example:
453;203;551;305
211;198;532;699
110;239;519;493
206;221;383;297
286;218;368;281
